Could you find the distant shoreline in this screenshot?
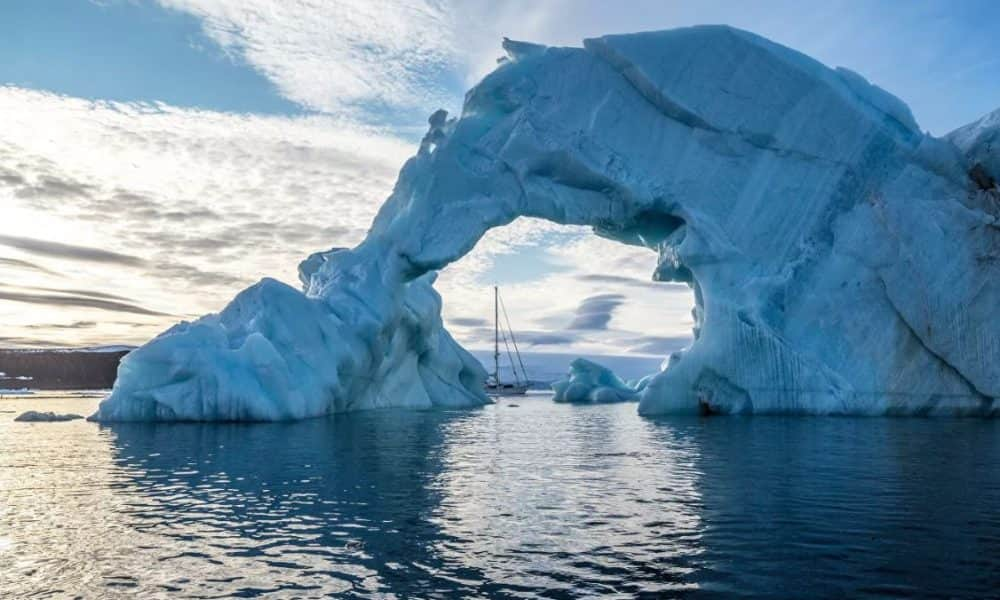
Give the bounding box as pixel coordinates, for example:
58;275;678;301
0;348;132;390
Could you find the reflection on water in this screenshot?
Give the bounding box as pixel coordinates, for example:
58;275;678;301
2;393;1000;598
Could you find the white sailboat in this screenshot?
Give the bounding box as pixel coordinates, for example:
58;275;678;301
484;286;529;396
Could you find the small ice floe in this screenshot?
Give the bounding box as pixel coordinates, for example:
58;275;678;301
0;389;34;396
14;411;85;422
552;358;640;404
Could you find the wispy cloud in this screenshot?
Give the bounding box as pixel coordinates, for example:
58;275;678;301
12;285;135;302
13;174;98;201
0;336;66;348
0;257;56;274
0;290;169;316
624;335;690;356
155;0;463;123
521;332;577;346
568;293;626;330
576;273;688;291
0;234;145;266
148;0;584;127
447;317;489;328
25;320;97;330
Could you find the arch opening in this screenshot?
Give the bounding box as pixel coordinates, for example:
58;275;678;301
433;216;697;390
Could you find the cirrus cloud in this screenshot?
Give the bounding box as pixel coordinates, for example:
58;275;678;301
155;0;463;122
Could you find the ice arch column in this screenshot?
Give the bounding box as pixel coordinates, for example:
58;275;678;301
91;249;489;421
93;26;1000;421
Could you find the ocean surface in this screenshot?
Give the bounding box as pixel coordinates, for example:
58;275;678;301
2;392;999;598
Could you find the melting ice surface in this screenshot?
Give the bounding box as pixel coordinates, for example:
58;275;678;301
7;394;1000;597
93;26;1000;421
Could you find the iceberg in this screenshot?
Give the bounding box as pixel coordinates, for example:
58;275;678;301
552;359;640;403
93;26;999;421
91;248;487;421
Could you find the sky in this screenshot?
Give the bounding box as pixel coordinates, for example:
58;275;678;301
2;0;999;355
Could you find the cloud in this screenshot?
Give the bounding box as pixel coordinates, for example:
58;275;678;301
150;261;248;290
576;273;689;291
0;336;66;348
156;0;463;122
568;293;625;330
12;285;135;303
0;234;145;266
148;0;589;126
2;85;414;345
0;167;26;187
0;257;56;274
13;174;98;202
25;321;98;330
0;290;169;316
447;317;489;327
457;325;580;348
625;335;691;356
156;0;995;135
521;332;576;346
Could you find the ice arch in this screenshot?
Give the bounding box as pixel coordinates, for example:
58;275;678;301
93;26;1000;421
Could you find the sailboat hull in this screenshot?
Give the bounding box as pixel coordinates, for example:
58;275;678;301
485;383;528;396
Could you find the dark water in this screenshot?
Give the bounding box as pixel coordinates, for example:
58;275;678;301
2;393;1000;598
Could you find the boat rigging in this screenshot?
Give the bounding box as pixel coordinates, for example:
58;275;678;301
485;286;529;396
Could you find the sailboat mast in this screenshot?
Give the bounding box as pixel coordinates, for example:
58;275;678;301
494;285;500;385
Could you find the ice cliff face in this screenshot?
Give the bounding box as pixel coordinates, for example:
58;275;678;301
92;26;1000;421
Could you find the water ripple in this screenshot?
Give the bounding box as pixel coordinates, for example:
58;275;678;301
1;393;999;597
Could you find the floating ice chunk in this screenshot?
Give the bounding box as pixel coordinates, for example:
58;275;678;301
15;411;84;422
552;359;639;403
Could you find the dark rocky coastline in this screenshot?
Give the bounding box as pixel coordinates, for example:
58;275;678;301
0;349;130;390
